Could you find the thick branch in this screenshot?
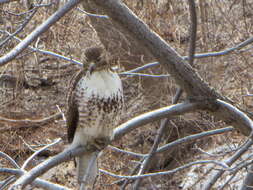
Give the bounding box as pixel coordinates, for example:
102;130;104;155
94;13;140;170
113;102;202;140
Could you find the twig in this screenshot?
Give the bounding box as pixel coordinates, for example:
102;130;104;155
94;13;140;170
0;0;42;48
108;146;144;158
0;176;16;190
0;152;20;168
119;73;170;78
21;138;62;170
156;127;234;154
132;119;169;189
0;29;83;66
56;105;66;122
121;62;160;74
19;136;36;152
76;7;109;19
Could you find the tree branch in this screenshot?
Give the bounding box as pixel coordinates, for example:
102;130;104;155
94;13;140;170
0;113;62;132
113;102;202;140
0;168;68;190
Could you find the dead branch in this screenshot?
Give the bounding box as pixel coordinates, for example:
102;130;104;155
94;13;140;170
132;119;169;189
0;0;18;3
113;102;202;140
0;113;62;132
0;0;42;48
0;168;68;190
100;160;229;180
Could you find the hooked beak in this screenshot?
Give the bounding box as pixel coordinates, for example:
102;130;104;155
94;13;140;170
88;62;96;74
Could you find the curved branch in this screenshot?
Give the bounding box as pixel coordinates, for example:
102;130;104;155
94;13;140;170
100;160;229;180
113;101;202;140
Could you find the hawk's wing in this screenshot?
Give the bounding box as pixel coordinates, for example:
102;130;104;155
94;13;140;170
66;70;86;143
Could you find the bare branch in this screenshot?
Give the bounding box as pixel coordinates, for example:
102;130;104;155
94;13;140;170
120;35;253;74
0;0;42;48
121;126;234;189
214;99;253;134
76;7;108;19
21;138;62;170
119;72;170;78
100;160;229;180
108;146;144;158
120;62;160;73
0;152;20;169
0;0;81;66
156;127;234;154
192;36;253;59
113;101;202;140
133;119;169;189
187;0;197;66
0;168;68;190
0;0;18;3
0;29;83;66
8;146;85;189
8;117;233;189
0;113;62;132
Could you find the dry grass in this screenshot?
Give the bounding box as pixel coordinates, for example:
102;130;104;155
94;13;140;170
1;0;253;189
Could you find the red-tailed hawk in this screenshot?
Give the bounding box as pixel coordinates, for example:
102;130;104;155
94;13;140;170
66;46;123;189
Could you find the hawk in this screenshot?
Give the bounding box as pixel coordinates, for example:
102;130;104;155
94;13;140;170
66;46;123;189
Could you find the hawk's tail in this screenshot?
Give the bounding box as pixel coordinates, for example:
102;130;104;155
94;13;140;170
77;152;98;189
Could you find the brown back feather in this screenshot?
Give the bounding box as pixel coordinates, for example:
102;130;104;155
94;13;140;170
66;69;86;143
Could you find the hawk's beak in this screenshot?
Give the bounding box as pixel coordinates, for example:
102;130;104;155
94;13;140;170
88;62;96;74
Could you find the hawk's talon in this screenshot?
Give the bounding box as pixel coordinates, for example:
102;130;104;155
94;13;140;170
92;137;110;150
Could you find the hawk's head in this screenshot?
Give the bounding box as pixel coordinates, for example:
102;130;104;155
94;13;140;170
84;46;108;74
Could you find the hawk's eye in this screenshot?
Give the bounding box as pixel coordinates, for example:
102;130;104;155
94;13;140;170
96;56;102;62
